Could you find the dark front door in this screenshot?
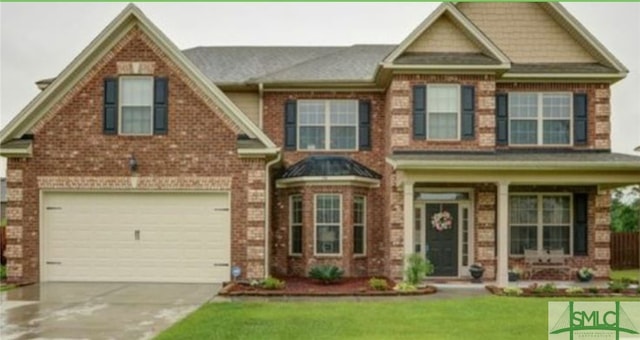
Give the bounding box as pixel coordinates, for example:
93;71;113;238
425;203;458;276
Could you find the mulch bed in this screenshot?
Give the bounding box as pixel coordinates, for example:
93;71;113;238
486;285;640;297
219;277;437;297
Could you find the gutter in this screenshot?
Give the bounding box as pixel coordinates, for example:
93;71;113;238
264;150;282;279
386;157;640;171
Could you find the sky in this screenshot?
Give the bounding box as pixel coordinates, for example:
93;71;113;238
0;2;639;176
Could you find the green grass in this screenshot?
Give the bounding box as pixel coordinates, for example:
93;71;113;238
156;296;637;340
610;269;639;281
0;284;15;292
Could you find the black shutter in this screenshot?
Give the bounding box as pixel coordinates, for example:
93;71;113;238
284;100;297;150
358;100;371;150
153;77;169;135
573;93;588;145
461;85;475;140
103;78;118;134
496;93;508;146
413;85;426;139
573;193;588;256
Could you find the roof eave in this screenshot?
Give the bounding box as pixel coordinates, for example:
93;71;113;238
386;158;640;172
275;176;380;189
382;63;511;71
499;72;627;83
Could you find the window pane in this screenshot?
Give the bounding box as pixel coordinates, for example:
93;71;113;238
291;225;303;254
291;196;303;224
353;197;365;224
543;196;570;224
330;127;356;149
298;101;325;125
428;86;458;112
510;196;538;224
353;225;364;255
329;101;357;125
299;127;325;150
510;120;537;144
510;226;537;255
543;120;570;145
121;107;152;134
542;94;571;118
317;225;340;254
543;226;570;254
316;196;340;223
428;113;458;139
509;93;538;118
121;78;153;105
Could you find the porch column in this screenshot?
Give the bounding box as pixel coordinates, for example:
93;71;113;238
496;181;510;287
403;181;415;258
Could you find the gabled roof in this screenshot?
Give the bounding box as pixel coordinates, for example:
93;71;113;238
0;4;276;152
382;3;510;69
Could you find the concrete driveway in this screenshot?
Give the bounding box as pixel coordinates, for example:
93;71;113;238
1;282;220;340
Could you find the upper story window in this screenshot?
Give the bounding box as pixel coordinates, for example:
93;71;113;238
103;76;168;136
284;99;370;151
509;93;572;146
120;76;154;135
427;84;460;140
298;100;358;150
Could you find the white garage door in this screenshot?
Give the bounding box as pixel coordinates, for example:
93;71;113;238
42;192;231;283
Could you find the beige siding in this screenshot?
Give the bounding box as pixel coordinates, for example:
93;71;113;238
225;91;260;127
457;2;596;63
406;15;481;54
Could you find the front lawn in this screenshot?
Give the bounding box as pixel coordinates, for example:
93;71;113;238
610;268;639;281
156;296;636;340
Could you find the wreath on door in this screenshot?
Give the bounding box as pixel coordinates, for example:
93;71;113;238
431;211;453;231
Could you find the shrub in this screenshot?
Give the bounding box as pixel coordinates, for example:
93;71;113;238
393;282;417;292
503;286;523;296
405;254;434;285
368;277;389;291
0;265;6;280
262;277;285;290
566;286;584;295
637;286;640;294
533;283;557;294
608;280;630;293
309;265;344;284
587;286;600;294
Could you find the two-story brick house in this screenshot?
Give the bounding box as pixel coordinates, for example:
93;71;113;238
1;3;639;287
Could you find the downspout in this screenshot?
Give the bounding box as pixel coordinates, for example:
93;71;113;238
264;151;281;278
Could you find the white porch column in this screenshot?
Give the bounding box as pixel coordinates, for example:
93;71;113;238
496;181;510;287
403;181;415;258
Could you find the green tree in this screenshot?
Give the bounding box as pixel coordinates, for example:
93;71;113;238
611;186;639;232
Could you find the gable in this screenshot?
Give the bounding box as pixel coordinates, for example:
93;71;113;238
457;2;596;64
405;15;481;54
0;4;276;154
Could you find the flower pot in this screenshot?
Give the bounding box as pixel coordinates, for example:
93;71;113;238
508;272;520;282
577;273;593;282
469;266;485;283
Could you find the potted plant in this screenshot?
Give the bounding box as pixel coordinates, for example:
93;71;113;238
577;267;594;282
508;267;522;282
469;263;485;283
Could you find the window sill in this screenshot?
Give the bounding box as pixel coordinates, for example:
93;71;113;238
313;254;343;258
288;254;303;258
353;254;367;259
295;149;358;153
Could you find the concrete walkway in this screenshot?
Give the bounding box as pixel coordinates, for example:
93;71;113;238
1;282;220;340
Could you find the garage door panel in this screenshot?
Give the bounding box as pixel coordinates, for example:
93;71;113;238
43;192;231;283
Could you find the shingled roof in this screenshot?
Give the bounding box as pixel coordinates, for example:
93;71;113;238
281;156;382;179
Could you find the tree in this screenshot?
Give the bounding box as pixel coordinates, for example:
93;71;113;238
611;186;639;232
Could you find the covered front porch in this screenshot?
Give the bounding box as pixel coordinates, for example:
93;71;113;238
387;152;640;287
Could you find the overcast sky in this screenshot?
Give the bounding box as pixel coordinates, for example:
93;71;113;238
0;2;639;175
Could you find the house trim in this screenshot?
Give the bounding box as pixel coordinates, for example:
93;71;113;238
276;176;380;189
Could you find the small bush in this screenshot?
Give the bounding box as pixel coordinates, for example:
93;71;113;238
608;280;630;293
566;286;584;295
0;265;6;280
405;254;434;285
368;278;389;291
587;286;600;294
309;265;343;284
393;282;417;292
262;277;285;290
503;286;523;296
637;286;640;294
533;283;557;294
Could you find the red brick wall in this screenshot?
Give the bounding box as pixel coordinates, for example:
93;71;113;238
4;27;265;284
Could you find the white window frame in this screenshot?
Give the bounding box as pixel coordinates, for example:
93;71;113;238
353;196;366;256
297;100;358;151
508;193;573;256
289;195;303;256
314;194;342;256
118;76;154;136
508;92;573;146
426;84;461;141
